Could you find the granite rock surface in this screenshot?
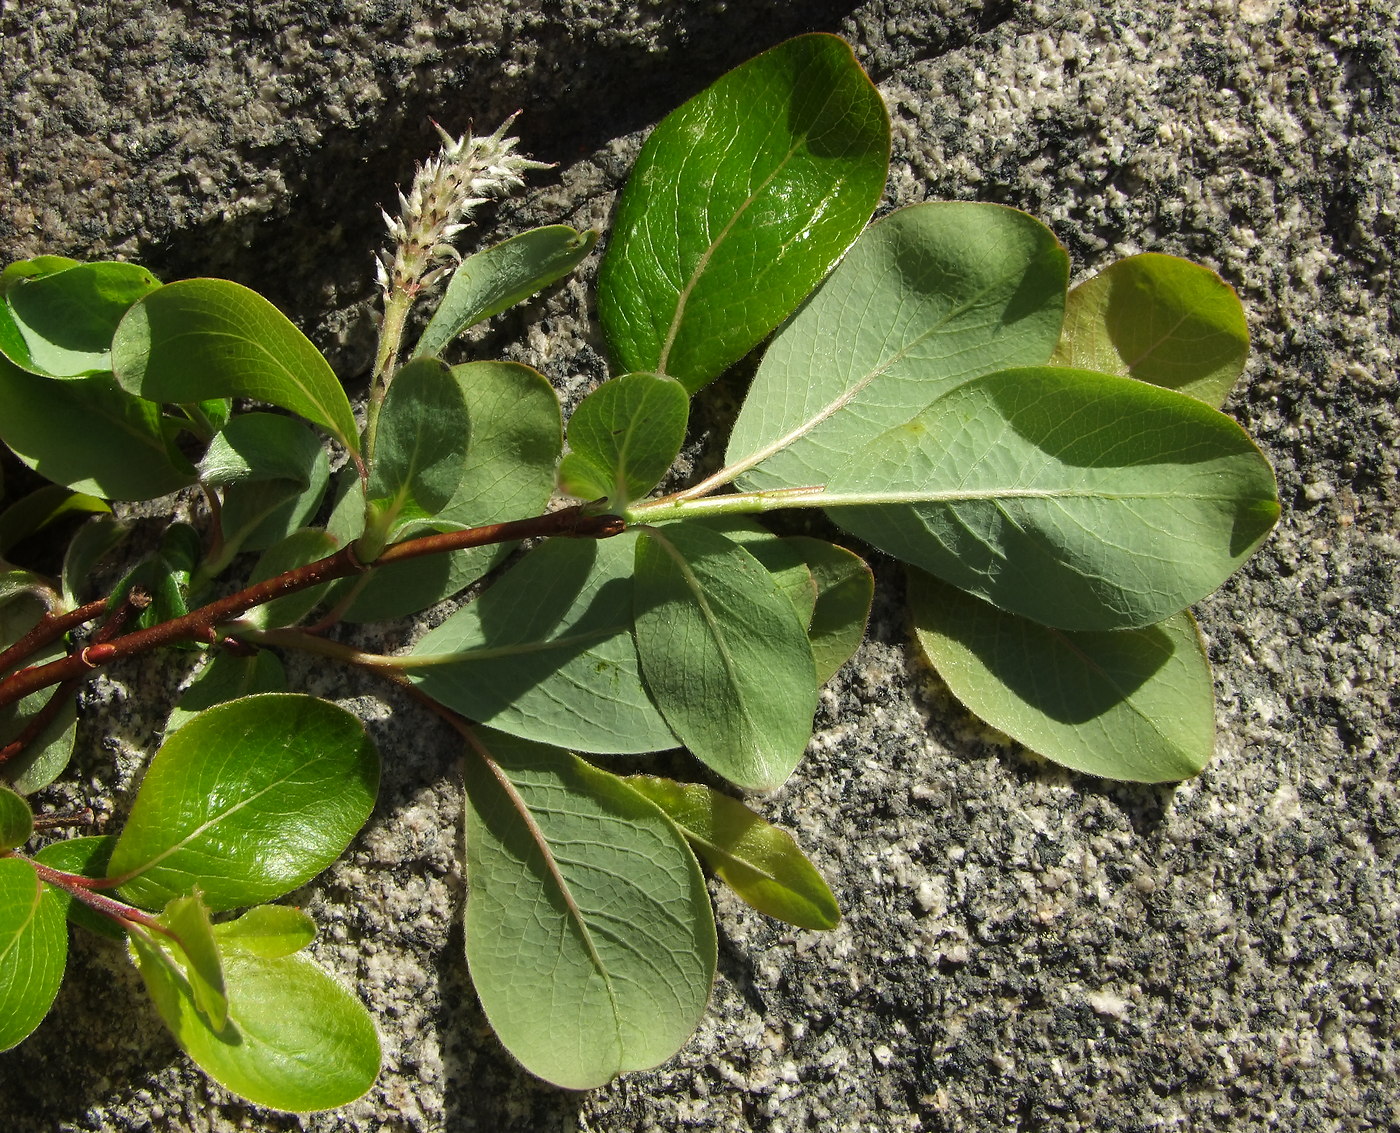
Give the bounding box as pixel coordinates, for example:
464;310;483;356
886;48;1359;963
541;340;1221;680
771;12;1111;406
1;1;1396;1130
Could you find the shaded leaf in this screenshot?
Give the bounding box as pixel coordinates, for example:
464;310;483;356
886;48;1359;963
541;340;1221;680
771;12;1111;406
558;372;688;507
0;485;109;557
62;515;132;608
31;836;125;940
0;786;33;850
909;570;1215;782
1;593;77;794
825;366;1281;631
240;529;340;630
463;730;714;1089
107;694;379;911
625;775;839;930
0;857;66;1051
598;33;889;393
213;416;330;560
166;650;287;735
781;536;873;684
198;411;325;487
160;890;227;1030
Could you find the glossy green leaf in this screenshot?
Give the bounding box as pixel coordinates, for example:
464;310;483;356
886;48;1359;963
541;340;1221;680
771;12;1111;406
111;278;358;451
825;366;1281;631
463;731;715;1089
0;256;80;292
0;786;33;850
909;570;1216;782
634;523;817;790
130;931;379;1112
365;356;468;538
558;372;689;507
0;485;109;556
213;904;315;958
166;649;287;736
414;225;599;359
0;357;195;501
598;33;890;393
160;890;227;1030
624;775;839;930
0;856;67;1051
1052;253;1248;408
31;836;125;940
330;361;561;622
240;529;340;630
407;531;676;753
1;593;77;794
2;260;162;377
107;694;379;911
725;202;1069;492
781;537;873;684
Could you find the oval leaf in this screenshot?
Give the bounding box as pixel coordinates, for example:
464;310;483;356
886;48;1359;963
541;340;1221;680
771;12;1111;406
725;202;1069;492
213;904;316;958
558;372;689;507
111;279;358;451
463;731;715;1089
407;531;677;754
239;528;341;630
625;775;839;930
414;225;598;359
781;536;873;684
0;857;67;1051
1052;253;1249;408
0;786;33;850
634;523;818;790
166;649;287;736
825;366;1281;631
598;33;890;392
910;570;1216;782
106;694;379;911
130;932;379;1111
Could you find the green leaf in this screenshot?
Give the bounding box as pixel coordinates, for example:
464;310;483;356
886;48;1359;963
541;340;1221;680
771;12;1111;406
732;535;818;627
0;786;33;850
407;531;677;754
624;775;839;930
558;372;689;508
463;731;715;1089
0;256;80;292
724;202;1069;492
106;694;379;911
111;278;358;451
31;836;125;940
364;356;468;538
414;225;599;359
1052;253;1249;408
1;260;162;377
160;890;227;1030
212;904;315;958
210;415;330;561
240;529;340;630
329;361;561;622
130;931;379;1112
198;411;325;487
634;523;817;790
780;537;873;684
1;593;77;794
62;515;132;608
0;357;196;501
909;570;1215;782
598;33;890;393
825;366;1281;631
166;649;287;735
0;485;109;557
0;856;67;1051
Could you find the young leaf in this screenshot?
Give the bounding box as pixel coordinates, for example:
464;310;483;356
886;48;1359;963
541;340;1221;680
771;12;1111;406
0;857;67;1052
106;694;379;911
909;570;1216;782
329;361;561;622
1;260;162;377
166;649;287;735
160;890;227;1031
130;931;380;1112
597;33;890;393
781;536;873;684
463;730;715;1089
414;225;599;359
825;366;1281;631
624;775;840;930
634;523;818;791
213;904;315;958
0;484;109;557
111;278;359;452
31;835;125;940
0;357;196;501
558;372;689;507
239;529;340;630
724;202;1069;493
0;785;33;850
407;531;677;754
1052;253;1249;408
364;356;468;540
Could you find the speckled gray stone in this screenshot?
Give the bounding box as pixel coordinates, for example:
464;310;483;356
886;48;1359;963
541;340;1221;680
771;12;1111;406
2;1;1397;1130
